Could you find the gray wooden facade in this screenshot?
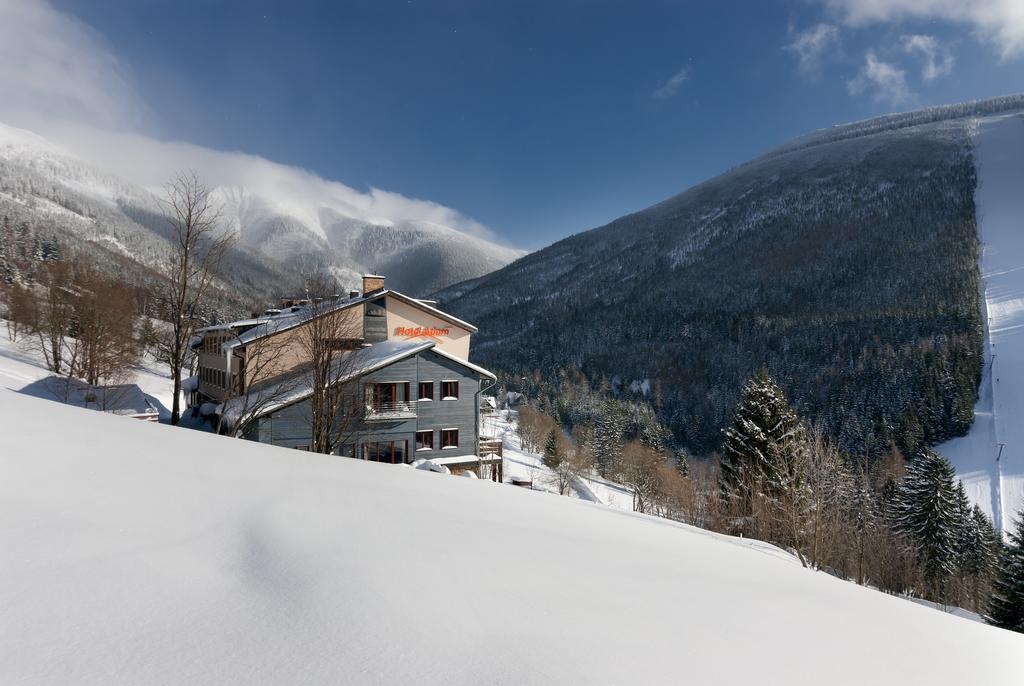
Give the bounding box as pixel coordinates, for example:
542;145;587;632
241;349;485;462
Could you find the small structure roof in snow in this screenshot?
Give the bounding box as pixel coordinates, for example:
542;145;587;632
18;377;159;418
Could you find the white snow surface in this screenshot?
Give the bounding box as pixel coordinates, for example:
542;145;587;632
2;389;1021;684
938;112;1024;531
0;324;177;420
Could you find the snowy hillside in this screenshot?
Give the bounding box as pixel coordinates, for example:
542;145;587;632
0;122;523;296
938;112;1024;532
437;98;988;458
1;388;1022;684
0;322;177;420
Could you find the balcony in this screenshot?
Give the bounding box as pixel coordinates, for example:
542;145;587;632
365;401;417;421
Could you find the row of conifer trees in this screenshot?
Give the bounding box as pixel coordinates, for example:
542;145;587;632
506;368;1024;631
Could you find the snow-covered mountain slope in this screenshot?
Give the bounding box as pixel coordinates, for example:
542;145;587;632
0;122;523;296
437;96;1000;458
937;112;1024;532
2;389;1022;684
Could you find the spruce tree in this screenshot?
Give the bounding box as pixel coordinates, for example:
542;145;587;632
892;450;959;598
721;368;804;501
592;404;624;476
989;510;1024;633
543;429;562;470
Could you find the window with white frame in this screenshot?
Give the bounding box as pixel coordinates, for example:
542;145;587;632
441;428;458;449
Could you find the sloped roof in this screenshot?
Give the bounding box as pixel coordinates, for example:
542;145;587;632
218;339;434;429
220;295;369;351
428;347;496;380
382;291;478;333
217;337;496;429
203;289;476;353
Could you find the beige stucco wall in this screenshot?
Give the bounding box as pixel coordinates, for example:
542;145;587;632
242;305;364;388
384;295;472;359
195;295;476;402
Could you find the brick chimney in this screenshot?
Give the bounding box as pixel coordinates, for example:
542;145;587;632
362;274;385;294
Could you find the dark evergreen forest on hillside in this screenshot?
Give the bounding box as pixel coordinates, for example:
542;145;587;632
438;119;984;459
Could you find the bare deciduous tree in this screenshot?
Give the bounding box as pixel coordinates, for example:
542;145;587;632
216;329;300;437
621;441;666;514
516;405;554;453
159;172;234;424
3;283;36;342
29;261;78;377
295;271;365;455
75;268;139;387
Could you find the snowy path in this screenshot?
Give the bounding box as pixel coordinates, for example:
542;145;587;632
938;112;1024;531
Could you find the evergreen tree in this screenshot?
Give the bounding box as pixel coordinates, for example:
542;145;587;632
892;450;959;597
989;510;1024;633
543;429;562;470
953;480;975;570
675;447;689;477
721;368;805;501
591;404;624;476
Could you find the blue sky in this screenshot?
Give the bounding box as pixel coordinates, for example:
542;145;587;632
14;1;1024;249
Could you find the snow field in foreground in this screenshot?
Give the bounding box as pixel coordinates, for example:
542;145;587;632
1;388;1021;685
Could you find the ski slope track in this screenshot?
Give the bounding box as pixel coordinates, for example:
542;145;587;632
938;112;1024;532
1;387;1023;684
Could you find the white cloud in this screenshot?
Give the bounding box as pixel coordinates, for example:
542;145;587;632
847;50;913;106
785;24;840;78
0;0;496;241
0;0;145;131
653;67;690;99
823;0;1024;59
901;34;954;81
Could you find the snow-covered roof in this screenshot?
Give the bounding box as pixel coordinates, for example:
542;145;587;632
18;377;158;416
203;288;477;352
218;339;434;428
197;317;272;333
219;295;368;351
218;337;496;428
429;347;496;380
428;454;502;465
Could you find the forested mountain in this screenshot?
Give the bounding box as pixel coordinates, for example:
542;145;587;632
0;122;522;310
437;95;1024;457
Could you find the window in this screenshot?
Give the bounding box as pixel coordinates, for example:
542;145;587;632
364;440;408;464
441;429;459;449
415;430;433;451
366;302;386;317
418;382;434;401
441;381;459;400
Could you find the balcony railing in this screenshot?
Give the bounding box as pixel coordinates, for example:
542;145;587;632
365;401;417;421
